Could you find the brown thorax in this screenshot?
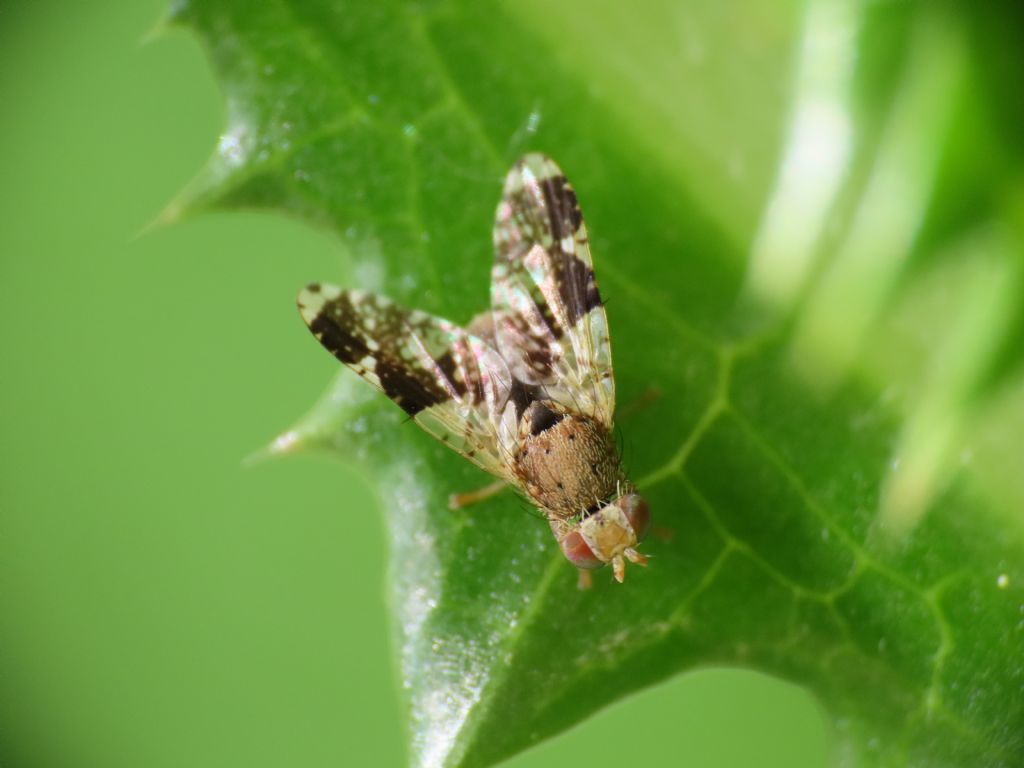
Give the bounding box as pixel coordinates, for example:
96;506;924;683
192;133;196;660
513;400;623;517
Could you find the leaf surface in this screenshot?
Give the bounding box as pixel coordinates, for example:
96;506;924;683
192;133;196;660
167;1;1024;765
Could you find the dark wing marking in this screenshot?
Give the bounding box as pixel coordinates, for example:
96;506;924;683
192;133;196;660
491;154;615;425
298;283;514;479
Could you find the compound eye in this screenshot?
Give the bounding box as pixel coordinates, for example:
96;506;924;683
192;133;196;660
624;496;651;542
559;529;603;569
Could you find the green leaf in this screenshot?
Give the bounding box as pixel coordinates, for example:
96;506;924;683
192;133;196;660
165;0;1024;766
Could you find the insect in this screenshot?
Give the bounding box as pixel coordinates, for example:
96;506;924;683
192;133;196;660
297;154;650;585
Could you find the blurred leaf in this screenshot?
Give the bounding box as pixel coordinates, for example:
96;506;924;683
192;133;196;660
167;0;1024;766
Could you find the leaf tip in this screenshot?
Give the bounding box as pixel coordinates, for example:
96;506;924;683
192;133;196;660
134;198;188;241
143;158;230;238
265;428;310;459
241;431;300;469
137;17;169;47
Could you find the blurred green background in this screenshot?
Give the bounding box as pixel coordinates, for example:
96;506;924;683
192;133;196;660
0;2;830;766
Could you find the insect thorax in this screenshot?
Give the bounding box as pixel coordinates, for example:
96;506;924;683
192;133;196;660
514;401;623;517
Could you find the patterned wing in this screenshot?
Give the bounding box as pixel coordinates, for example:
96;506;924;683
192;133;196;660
491;154;615;425
297;283;515;479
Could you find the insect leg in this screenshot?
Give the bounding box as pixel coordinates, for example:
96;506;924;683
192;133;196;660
448;479;509;510
576;569;593;591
